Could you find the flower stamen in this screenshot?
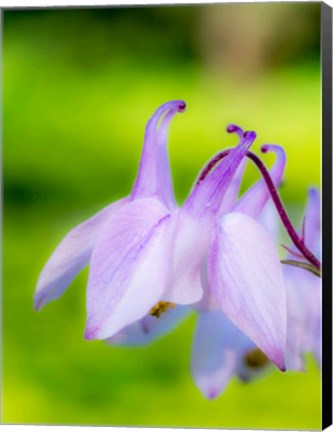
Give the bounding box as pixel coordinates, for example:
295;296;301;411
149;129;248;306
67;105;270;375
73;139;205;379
149;301;176;318
244;347;270;369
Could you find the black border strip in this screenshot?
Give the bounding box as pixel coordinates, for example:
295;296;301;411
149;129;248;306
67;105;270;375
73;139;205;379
322;1;332;430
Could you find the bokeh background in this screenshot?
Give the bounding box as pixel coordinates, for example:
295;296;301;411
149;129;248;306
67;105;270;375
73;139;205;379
3;3;321;428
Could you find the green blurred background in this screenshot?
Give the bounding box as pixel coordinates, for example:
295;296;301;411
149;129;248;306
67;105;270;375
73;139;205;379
3;3;321;428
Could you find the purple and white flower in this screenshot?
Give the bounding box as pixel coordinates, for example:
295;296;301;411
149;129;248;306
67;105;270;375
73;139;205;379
36;100;316;399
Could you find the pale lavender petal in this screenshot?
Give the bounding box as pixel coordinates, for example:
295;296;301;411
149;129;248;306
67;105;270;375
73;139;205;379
304;187;321;257
163;210;212;304
284;268;307;371
284;264;321;370
218;160;246;214
233;144;286;218
107;306;190;346
131;100;185;208
313;316;322;367
259;200;280;242
85;197;172;340
164;133;257;305
208;212;287;370
185;131;257;217
194;256;220;311
218;124;246;213
191;310;252;399
34;198;127;311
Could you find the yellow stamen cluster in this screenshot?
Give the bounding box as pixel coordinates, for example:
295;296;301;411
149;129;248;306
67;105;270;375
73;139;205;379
244;348;270;369
149;301;175;318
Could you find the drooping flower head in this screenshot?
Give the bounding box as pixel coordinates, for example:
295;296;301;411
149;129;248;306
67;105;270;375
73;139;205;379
34;100;186;313
34;101;321;401
105;122;289;400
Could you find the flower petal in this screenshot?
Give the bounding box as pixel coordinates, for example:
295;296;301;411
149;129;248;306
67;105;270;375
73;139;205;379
131;100;185;209
218;160;246;214
107;306;190;346
163;211;212;304
233;144;286;218
191;310;252;399
304;187;321;257
185;131;256;217
34;198;127;311
85;197;172;340
164;133;257;305
208;212;287;370
284;264;321;370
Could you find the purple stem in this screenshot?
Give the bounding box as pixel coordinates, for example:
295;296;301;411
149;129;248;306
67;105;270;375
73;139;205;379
198;148;321;269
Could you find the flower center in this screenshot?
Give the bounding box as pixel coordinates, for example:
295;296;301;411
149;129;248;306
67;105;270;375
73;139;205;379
244;348;270;369
149;301;175;318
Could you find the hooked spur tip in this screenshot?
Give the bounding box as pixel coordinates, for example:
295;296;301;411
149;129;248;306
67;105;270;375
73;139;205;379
226;124;243;135
177;100;186;112
261;144;269;153
261;144;281;153
243;130;256;140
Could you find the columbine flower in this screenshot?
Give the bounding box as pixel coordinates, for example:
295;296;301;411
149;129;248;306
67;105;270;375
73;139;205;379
36;99;266;343
84;119;258;340
35;101;293;394
107;124;288;400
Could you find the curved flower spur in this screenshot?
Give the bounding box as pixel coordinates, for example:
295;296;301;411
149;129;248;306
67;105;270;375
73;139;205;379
34;100;186;312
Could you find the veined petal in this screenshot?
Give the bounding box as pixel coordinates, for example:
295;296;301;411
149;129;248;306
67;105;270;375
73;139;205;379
233;144;286;218
85;198;172;340
131;100;185;208
258;200;280;242
218;160;246;214
185;132;256;217
34;198;127;311
191;310;252;399
165;133;257;305
284;264;321;370
163;210;212;304
304;187;321;256
107;306;190;346
208;212;287;370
